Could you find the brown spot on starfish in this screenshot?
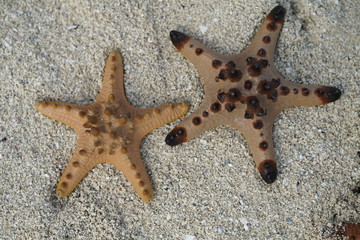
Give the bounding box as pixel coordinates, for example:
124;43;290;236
36;51;188;201
166;6;341;183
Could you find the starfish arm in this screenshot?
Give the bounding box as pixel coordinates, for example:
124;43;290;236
170;30;225;84
165;102;228;146
227;115;278;183
96;51;131;107
242;6;287;62
107;139;154;202
133;102;189;137
36;101;89;133
274;81;341;110
56;135;104;197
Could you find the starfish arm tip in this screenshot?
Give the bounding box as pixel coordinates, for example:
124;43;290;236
257;159;277;183
56;188;70;198
35;101;47;112
141;193;154;202
165;126;188;146
268;5;286;22
177;102;190;114
315;86;342;104
170;30;190;51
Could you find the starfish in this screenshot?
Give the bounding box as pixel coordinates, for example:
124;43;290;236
36;51;188;201
165;6;341;183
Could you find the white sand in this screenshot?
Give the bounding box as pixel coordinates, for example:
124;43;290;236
1;0;359;239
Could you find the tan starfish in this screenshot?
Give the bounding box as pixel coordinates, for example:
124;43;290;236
36;51;188;201
165;6;341;183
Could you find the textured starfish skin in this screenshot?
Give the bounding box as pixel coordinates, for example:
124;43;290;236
165;6;341;183
36;51;189;201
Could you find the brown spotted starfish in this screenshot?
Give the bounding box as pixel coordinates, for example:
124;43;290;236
36;51;188;201
165;6;341;183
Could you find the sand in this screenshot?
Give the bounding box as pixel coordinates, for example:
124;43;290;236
1;0;359;239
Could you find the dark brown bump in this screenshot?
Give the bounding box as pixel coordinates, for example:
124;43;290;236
263;36;271;44
302;88;310;96
143;189;149;196
61;182;68;188
212;59;222;69
79;149;87;156
111;56;116;62
244;111;254;119
246;57;256;65
248;65;262;77
94;140;101;147
272;78;281;88
135;173;141;179
195;48;203;56
248;96;259;107
226;88;242;102
66;173;72;179
226;61;236;68
248;59;268;77
253;120;263;129
210;102;221;113
111;66;117;71
266;22;277;31
189;44;193;48
258;79;279;101
257;48;266;57
270;90;278;101
228;69;242;82
260;81;271;91
130;164;136;170
91;127;100;136
139;181;145;187
217;91;226;102
165;127;187;146
314;86;341;104
97;148;104;154
218;69;226;80
72;161;80;167
83;122;92;128
65;105;72;111
192;117;202;126
87;116;98;124
256;108;266;117
170;30;190;51
244;80;253;90
259;59;269;67
202;111;209;118
259;141;268;150
258;159;277;183
280;86;290;95
293;88;298;94
225;103;235;112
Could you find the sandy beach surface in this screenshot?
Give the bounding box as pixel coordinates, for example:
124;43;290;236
1;0;359;239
